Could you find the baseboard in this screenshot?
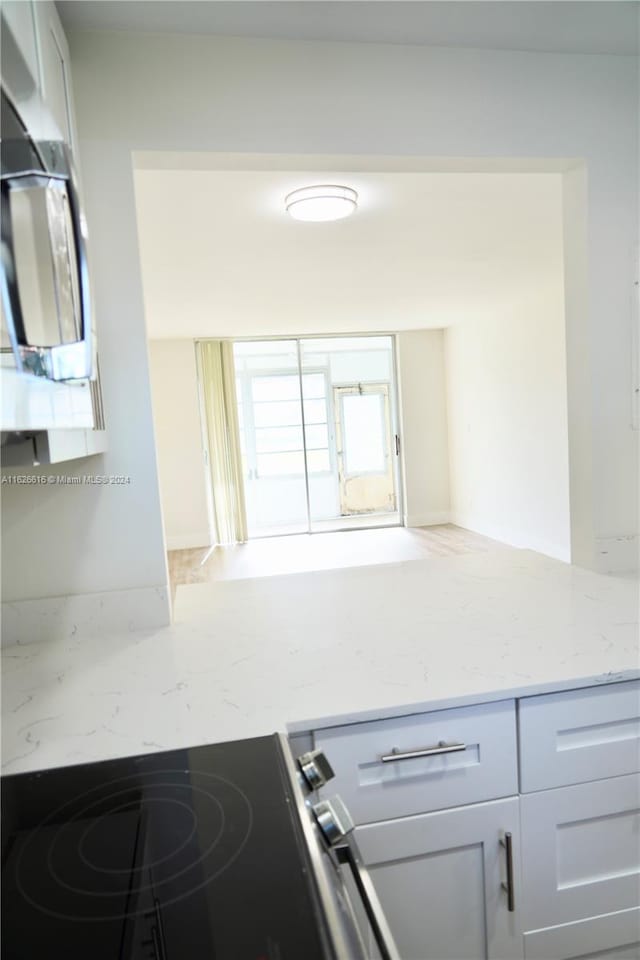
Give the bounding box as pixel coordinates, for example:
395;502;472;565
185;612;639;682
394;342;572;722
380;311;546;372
450;513;571;563
595;535;640;574
165;532;212;551
1;585;171;647
405;511;451;528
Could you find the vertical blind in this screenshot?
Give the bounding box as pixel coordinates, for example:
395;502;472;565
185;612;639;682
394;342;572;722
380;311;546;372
197;340;248;544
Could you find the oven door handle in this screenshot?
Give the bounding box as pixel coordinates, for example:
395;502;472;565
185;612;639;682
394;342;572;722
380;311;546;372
335;842;400;960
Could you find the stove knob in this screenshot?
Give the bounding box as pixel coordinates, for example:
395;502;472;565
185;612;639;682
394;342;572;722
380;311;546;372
297;749;335;790
311;795;354;846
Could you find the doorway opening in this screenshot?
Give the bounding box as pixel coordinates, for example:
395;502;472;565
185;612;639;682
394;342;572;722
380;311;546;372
230;334;402;538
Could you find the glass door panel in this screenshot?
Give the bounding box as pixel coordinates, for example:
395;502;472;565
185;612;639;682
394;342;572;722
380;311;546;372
335;385;395;515
233;340;309;537
341;393;386;474
300;336;400;532
232;335;402;539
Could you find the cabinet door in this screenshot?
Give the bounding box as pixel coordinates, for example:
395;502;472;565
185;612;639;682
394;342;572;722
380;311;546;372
356;797;523;960
1;1;40;90
34;1;77;150
521;774;640;932
523;906;640;960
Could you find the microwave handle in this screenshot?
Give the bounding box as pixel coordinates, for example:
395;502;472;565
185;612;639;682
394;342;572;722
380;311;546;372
0;150;93;381
335;842;401;960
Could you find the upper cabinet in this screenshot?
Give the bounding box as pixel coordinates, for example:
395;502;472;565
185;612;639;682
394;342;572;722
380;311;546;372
34;2;78;152
1;1;77;151
1;2;40;90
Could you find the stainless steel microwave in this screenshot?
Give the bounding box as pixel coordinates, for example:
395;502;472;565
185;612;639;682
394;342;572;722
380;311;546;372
1;86;94;383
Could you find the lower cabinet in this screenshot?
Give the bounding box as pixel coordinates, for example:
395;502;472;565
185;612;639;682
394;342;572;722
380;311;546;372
311;683;640;959
356;797;523;960
520;775;640;932
520;774;640;960
522;907;640;960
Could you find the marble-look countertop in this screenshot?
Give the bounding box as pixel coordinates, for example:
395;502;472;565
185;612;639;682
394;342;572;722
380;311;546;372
2;549;638;776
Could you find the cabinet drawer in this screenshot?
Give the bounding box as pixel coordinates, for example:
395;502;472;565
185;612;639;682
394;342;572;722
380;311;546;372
519;681;640;793
314;699;517;823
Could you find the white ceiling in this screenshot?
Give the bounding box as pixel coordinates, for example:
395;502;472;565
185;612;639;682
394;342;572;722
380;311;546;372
133;166;564;340
57;1;639;56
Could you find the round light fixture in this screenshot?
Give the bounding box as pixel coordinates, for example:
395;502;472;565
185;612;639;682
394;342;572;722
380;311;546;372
285;184;358;222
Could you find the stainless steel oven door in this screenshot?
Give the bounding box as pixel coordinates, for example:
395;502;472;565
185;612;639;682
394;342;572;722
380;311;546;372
332;839;400;960
279;734;400;960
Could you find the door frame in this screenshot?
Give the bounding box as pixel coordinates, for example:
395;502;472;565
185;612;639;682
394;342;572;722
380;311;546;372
333;382;396;517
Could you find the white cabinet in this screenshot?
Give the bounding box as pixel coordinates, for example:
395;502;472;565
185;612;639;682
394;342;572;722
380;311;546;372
315;699;517;823
1;0;74;146
519;681;640;792
33;1;78;151
309;681;640;960
517;684;640;958
523;907;640;960
356;797;523;960
521;775;640;931
1;1;40;90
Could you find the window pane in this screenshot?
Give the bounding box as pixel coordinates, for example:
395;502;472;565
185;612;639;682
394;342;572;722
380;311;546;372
251;375;300;402
305;424;328;450
307;449;330;473
253;400;302;428
255;426;303;452
303;398;327;425
302;373;326;399
256;451;304;476
342;393;385;474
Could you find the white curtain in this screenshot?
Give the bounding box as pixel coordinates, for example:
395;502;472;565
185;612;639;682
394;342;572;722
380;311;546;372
197;340;248;544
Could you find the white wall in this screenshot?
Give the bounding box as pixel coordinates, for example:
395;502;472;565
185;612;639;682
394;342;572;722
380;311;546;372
398;331;451;526
66;29;638;573
148;340;211;551
446;287;571;561
2;27;636;630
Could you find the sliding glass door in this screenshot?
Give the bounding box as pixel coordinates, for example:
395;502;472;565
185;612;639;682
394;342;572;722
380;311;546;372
233;335;401;538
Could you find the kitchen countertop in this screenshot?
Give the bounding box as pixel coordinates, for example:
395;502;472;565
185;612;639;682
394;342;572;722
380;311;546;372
2;549;638;776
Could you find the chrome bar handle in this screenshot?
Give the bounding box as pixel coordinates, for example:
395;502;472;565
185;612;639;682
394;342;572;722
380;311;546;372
380;741;466;763
500;832;515;912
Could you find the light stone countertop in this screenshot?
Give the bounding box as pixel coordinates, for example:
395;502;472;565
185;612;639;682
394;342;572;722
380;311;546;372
2;549;638;777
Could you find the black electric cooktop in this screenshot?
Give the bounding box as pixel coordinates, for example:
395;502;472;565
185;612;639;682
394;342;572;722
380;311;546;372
1;735;329;960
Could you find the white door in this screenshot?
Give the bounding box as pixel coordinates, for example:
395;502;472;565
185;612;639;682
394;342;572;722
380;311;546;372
356;797;523;960
334;383;396;516
520;774;640;932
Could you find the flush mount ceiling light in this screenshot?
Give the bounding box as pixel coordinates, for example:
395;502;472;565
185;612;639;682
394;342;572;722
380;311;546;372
285;184;358;222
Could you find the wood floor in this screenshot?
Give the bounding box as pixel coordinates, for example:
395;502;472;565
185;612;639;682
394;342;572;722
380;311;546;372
167;524;507;601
